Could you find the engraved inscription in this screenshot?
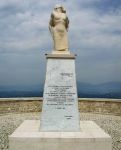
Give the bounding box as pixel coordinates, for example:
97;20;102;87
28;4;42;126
45;85;76;110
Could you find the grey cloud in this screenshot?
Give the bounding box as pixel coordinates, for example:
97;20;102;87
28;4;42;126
0;0;121;85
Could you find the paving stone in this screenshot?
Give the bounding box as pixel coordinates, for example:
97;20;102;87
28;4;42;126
0;112;121;150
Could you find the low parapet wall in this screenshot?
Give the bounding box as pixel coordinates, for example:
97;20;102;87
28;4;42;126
78;98;121;116
0;97;42;114
0;97;121;116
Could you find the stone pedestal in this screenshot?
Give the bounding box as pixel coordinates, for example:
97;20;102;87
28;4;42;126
9;53;112;150
40;54;80;131
9;120;112;150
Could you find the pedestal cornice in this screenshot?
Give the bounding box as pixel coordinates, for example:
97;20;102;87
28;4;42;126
45;53;77;59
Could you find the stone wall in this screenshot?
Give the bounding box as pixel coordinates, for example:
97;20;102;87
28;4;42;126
78;98;121;116
0;98;42;114
0;97;121;116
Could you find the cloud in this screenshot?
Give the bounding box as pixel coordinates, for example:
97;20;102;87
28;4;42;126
0;0;121;86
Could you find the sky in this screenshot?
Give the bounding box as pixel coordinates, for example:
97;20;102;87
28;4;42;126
0;0;121;89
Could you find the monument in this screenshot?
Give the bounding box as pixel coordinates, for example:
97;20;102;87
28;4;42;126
40;4;80;131
9;4;112;150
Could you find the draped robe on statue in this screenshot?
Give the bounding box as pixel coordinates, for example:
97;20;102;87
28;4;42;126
49;10;69;51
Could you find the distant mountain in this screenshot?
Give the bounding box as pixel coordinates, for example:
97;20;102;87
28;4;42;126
0;84;44;98
0;82;121;98
0;91;43;98
77;82;121;98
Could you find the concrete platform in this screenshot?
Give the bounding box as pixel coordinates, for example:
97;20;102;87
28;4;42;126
9;120;112;150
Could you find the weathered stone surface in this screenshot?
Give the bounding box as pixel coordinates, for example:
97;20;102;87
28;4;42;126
0;98;41;114
40;56;80;131
79;98;121;115
49;5;69;51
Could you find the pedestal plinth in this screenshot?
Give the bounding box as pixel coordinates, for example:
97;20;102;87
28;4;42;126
9;120;112;150
40;53;80;131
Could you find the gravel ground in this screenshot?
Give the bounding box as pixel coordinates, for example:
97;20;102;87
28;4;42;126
0;112;121;150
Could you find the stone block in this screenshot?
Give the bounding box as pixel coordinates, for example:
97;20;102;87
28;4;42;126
41;56;80;131
9;120;112;150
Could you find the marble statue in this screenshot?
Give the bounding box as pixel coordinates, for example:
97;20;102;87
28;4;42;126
49;4;69;51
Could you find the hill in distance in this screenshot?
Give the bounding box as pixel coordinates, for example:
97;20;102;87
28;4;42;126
77;82;121;98
0;82;121;99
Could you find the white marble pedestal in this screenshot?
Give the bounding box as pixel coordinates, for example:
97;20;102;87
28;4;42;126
9;120;112;150
41;54;80;131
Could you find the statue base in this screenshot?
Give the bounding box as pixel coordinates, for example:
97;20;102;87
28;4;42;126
45;53;76;59
52;50;70;55
41;53;80;131
9;120;112;150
